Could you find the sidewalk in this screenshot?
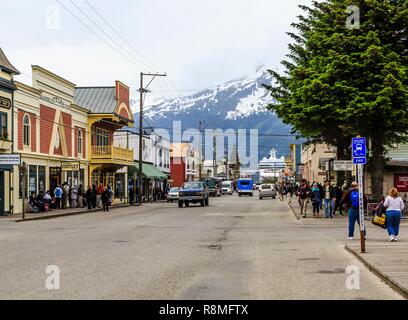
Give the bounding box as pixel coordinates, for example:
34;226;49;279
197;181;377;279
286;197;408;298
346;242;408;298
0;203;130;223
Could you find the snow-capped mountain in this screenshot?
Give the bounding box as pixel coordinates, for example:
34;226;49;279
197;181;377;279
137;67;297;160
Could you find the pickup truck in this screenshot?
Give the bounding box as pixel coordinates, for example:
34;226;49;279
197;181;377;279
178;182;210;208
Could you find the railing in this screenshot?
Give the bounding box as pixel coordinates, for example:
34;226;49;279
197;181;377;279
91;145;133;162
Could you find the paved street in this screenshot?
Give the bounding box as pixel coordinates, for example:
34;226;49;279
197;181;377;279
0;195;403;300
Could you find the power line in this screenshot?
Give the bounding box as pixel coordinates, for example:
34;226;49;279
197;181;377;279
68;0;152;72
83;0;183;98
55;0;174;101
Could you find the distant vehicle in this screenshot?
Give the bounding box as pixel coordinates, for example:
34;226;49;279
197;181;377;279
167;187;179;202
259;184;277;200
222;181;233;195
203;178;222;197
237;179;254;197
178;182;209;208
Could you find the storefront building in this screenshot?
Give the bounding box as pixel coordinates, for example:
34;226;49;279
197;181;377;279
74;81;134;203
0;48;20;215
13;66;90;214
11;65;134;214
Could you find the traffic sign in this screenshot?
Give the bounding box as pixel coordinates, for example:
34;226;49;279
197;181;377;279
352;137;366;158
353;157;366;165
352;137;366;164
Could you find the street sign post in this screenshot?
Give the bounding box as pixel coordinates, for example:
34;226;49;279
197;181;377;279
352;137;366;253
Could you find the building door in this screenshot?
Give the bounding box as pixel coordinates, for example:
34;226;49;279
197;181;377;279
0;171;4;216
49;168;61;192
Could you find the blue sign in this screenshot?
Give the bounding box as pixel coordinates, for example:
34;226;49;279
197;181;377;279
353;157;366;165
352;137;367;164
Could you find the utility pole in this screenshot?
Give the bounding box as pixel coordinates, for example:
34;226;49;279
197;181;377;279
138;72;166;207
213;130;217;178
198;121;213;180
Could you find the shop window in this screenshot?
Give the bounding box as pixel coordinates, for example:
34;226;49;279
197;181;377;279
38;166;46;193
80;169;85;187
0;112;8;140
23;114;30;146
78;129;83;156
29;165;37;195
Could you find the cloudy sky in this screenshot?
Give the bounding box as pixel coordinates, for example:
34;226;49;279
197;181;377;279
1;0;310;109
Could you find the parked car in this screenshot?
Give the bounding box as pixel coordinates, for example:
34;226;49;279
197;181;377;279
222;181;233;195
237;179;254;197
167;187;179;202
178;182;210;208
259;184;277;200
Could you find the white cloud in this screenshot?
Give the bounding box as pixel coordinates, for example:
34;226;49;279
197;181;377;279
3;0;310;105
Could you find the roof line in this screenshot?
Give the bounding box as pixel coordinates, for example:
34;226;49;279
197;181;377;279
76;86;115;89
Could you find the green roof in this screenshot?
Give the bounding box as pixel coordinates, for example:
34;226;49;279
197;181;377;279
129;162;168;180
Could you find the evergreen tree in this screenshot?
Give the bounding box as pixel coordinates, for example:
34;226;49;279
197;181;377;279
265;0;408;199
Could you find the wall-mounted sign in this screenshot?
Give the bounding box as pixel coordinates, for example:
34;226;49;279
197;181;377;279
0;97;11;109
40;95;70;109
394;174;408;192
334;160;353;172
61;161;80;172
0;154;21;166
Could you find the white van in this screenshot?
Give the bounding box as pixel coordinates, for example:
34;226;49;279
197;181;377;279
222;181;233;195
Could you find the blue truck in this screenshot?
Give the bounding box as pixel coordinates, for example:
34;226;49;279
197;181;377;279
237;179;254;197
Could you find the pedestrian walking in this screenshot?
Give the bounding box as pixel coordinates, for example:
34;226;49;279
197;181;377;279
311;183;321;218
298;179;311;218
102;186;113;212
54;185;63;209
342;181;366;240
332;184;344;216
383;188;404;242
323;180;335;218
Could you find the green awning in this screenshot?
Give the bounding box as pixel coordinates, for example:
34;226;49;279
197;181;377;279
129;162;168;180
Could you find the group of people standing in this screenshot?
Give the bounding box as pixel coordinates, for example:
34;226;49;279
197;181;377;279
295;179;404;242
28;183;114;214
297;179;345;219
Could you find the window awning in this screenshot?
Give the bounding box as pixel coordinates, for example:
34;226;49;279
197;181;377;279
129;162;168;180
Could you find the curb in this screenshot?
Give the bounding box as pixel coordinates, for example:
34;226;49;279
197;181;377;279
345;245;408;299
15;204;131;223
287;201;301;220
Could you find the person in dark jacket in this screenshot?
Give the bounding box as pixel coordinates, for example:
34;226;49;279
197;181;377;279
298;179;311;218
85;186;93;210
332;184;344;216
91;185;97;209
311;183;321;218
102;186;113;212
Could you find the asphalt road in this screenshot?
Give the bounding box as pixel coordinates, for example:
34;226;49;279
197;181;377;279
0;195;403;300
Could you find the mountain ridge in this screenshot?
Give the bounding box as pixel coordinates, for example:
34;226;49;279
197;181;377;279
137;67;296;160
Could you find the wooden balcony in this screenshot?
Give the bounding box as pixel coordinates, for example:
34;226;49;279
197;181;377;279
91;145;134;164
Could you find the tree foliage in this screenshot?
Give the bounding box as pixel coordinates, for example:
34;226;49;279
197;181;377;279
265;0;408;199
